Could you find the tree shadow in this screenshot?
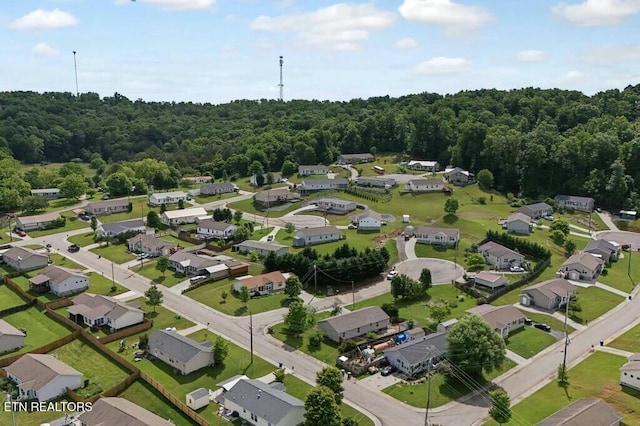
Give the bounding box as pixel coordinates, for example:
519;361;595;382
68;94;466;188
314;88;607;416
557;380;571;399
234;306;248;316
443;214;459;225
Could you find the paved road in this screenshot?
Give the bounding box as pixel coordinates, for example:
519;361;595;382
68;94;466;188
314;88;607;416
596;210;619;231
396;258;464;284
595;230;640;250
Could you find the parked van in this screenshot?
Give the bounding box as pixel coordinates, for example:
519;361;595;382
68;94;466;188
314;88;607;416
190;276;206;284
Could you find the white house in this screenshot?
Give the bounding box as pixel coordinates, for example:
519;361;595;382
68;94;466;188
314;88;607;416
560;252;605;282
148;329;214;375
298;165;328;176
413;226;460;246
30;188;62;199
2;247;49;272
28;266;88;297
68;293;144;331
620;353;640;391
554;195;595;212
161;207;208;226
184;176;212;184
15;212;61;231
407;160;440;172
196;219;238;239
477;241;524;269
405;179;444;192
233;271;288;296
300;178;349;193
518;202;553;219
186;388;210;411
5;354;82;402
0;319;25;354
232;240;290;257
504;212;534;235
473;271;509;289
466;305;525;338
292;226;343;247
383;332;448;376
149;191;188;206
313;197;358;214
77;397;174;426
354;210;384;231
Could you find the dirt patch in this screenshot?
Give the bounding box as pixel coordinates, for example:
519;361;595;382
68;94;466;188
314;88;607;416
373;228;402;248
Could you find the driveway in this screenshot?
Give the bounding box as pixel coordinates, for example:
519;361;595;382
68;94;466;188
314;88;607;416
594;230;640;250
358;371;402;391
396;258;463;284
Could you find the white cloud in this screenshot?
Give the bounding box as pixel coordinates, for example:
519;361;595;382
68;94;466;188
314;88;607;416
563;70;586;80
31;42;60;56
553;0;640;26
256;38;274;50
141;0;216;11
516;49;547;62
581;43;640;65
394;37;418;49
10;8;78;30
250;3;396;51
398;0;494;36
414;57;472;75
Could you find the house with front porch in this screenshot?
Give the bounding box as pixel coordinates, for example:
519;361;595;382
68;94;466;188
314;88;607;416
466;305;525;338
149;191;188;206
560;252;605;282
444;167;474;186
383;332;448;376
477;241;524;269
298;165;328;176
354;209;384;231
86;198;130;216
161;207;208;226
232;271;288;296
313;197;357;214
292;226;343;247
5;354;82;402
413;226;460;246
300;178;349;193
67;293;144;331
196;219;238;239
30;188;63;200
405;179;444;193
16;212;61;231
28;266;88;297
519;278;575;310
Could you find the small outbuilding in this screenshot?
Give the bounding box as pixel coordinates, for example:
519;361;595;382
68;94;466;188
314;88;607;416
186;387;210;410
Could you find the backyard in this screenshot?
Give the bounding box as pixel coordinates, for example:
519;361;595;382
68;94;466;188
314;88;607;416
90;243;136;264
132;259;188;287
609;321;640;353
505;326;559;358
0;308;73;358
0;394;74;426
0;285;28;310
598;252;640;293
26;214;91;238
118;380;196;426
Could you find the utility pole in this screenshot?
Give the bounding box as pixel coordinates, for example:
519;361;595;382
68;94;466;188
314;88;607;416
249;312;254;364
561;291;570;383
313;263;317;296
351;280;355;309
72;51;79;97
424;358;433;426
111;261;115;290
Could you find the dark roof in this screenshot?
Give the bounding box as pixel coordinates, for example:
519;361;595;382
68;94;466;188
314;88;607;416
224;378;304;425
3;247;47;263
522;278;575;300
584;239;618;254
99;219;145;235
318;306;389;334
296;225;341;238
299;164;328;171
535;398;621;426
77;397;174;426
149;329;212;363
555;194;595;204
522;202;552;211
383;332;448;365
197;219;236;231
477;241;522;258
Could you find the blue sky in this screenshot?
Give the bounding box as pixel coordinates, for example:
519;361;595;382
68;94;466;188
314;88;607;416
1;0;640;103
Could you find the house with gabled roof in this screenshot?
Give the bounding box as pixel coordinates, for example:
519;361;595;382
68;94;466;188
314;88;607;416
620;353;640;391
337;153;375;164
86;198;130;216
473;271;508;289
232;271;288;296
196;219;238;239
254;187;300;208
300;178;349;193
199;182;238;196
250;172;283;187
292;226;343;247
466;305;525;338
5;354;82;402
149;191;188;206
560;252;605;282
355;176;396;188
148;329;214;375
413;226;460;246
519;278;575;310
28;265;88;296
96;218;146;238
477;241;524;269
127;234;174;257
183;176;212;184
2;246;49;272
168;251;220;276
232;240;289;257
584;239;620;263
518;202;553;219
535;398;621;426
317;306;390;342
444;167;474;186
67;293;144;331
313;197;357;214
298;164;328;176
554;195;595;212
30;188;62;200
504;212;534;235
15;212;61;231
77;397;174;426
161;207;208;226
354;209;384;231
405;178;444;193
407;160;440;172
0;319;25;354
383;332;448;376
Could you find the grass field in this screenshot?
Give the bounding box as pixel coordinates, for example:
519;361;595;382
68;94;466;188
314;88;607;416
19;161;93;176
68;231;96;247
485;351;640;425
132;259;187;287
26;214;91;237
598;252;640;293
516;310;576;334
118;381;196;426
192;191;241;205
50;252;84;270
569;286;624;324
86;271;127;296
271;311;340;365
1;308;72;358
90;243;136;264
159;234;196;248
0;394;73;426
41;197;82;213
132;297;194;330
506;326;559;358
609;321;640;353
0;285;28;310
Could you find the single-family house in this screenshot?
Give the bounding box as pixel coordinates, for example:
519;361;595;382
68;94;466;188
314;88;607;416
232;240;289;257
200;182;238;196
477;241;524;269
196;219;238;239
186;388;210;411
254;187;300;209
313;197;358;214
560;252;605;282
584;239;620;263
127;234;174;257
407;160;440;172
168;251;220;276
148;329;214;375
519;278;576;310
292;226;343;247
405;179;444;193
518;202;553;219
250;172;283;186
161;207;208;226
620;353;640;391
413;226;460;246
300;178;349;193
0;319;25;354
298;165;328;176
86;198;130;216
28;265;88;296
554;195;595;213
354;210;384;231
504;212;534;235
5;354;82;402
233;271;288;296
535;399;622;426
222;378;305;426
77;397;175;426
473;271;509;289
337;153;375;164
444;167;474;186
355;176;396;188
466;305;525;338
96;219;146;238
2;247;49;272
184;176;212;184
317;306;390;342
15;212;61;231
383;332;448;376
149;191;188;206
30;188;63;199
68;293;144;331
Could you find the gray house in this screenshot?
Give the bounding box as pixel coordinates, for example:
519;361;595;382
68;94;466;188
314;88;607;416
520;278;575;310
355;176;396;188
200;182;238;196
298;165;328;175
0;319;25;354
232;240;289;257
77;397;174;426
317;306;390;342
300;178;349;193
584;239;620;263
254;187;300;208
96;219;146;238
518;202;553;219
2;247;49;272
466;305;525;338
554;195;595;212
504;212;534;235
383;332;448;376
337;153;375;164
477;241;524;269
535;399;621;426
560;252;605;282
86;198;129;216
148;329;214;375
292;226;343;247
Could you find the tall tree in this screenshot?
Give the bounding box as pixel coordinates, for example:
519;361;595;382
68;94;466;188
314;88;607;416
284;300;309;335
59;173;89;199
156;256;169;277
488;390;512;425
213;336;229;365
284;276;302;300
444;197;460;215
144;285;163;313
419;268;432;289
316;366;344;404
239;286;250;307
304;386;342;426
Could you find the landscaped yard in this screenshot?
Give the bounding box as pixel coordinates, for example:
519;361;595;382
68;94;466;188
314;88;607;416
506;326;559;358
1;308;72;358
90;243;136;264
271;312;339;365
87;271;127;296
50;252;84;270
569;286;625;324
0;394;73;426
598;252;640;293
118;380;196;426
516;310;576;334
609;321;640;353
159;234;196;248
67;231;96;247
0;285;28;310
132;259;188;287
26;214;91;237
485;351;640;425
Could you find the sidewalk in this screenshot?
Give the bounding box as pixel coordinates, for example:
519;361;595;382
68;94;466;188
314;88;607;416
505;349;528;365
594;281;630;298
596;345;634;358
113;290;140;301
177;323;207;336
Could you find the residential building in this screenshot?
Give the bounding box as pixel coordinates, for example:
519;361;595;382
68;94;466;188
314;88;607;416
405;179;444;193
355;176;396;188
337;153;375;164
300;178;349;193
298;165;328;175
518;202;553;219
168;251;220;276
30;188;62;199
161;207;208;226
5;354;82;402
186;388;210;411
86;198;130;216
28;266;88;296
293;226;343;247
96;219;146;238
68;293;144;331
560;252;605;282
2;247;49;272
233;271;288;296
466;305;525;338
584;239;620;263
383;332;448;376
222;378;305;426
196;219;238;239
250;172;283;186
15;212;61;231
477;241;524;269
183;176;212;184
620;353;640;391
407;160;440;172
149;191;188;206
127;234;174;257
520;278;576;310
444;167;474;186
148;329;214;375
313;197;357;214
0;319;25;354
413;226;460;246
504;212;534;235
535;399;622;426
554;195;595;212
354;209;384;231
200;182;238;196
77;397;174;426
473;271;509;289
232;240;289;257
317;306;390;342
254;187;301;209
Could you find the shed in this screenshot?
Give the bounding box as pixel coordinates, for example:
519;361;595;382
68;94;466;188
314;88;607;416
186;387;210;410
437;318;458;333
402;214;410;223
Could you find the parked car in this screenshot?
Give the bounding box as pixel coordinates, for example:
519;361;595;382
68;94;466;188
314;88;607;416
622;244;631;252
543;215;555;221
524;317;533;325
267;235;274;241
534;323;551;332
67;244;80;253
102;194;110;200
17;230;26;237
596;207;602;213
189;276;206;284
380;365;396;376
387;270;398;280
347;223;357;230
510;266;525;273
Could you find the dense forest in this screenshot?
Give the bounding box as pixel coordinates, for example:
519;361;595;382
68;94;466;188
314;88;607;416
1;86;640;212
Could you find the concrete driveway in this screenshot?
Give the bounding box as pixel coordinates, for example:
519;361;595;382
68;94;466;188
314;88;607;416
358;371;402;391
396;258;464;284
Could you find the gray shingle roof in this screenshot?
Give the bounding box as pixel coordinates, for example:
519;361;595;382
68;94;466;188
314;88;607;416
224;378;304;424
5;354;81;391
299;165;328;172
148;329;212;363
0;319;25;337
2;247;47;263
318;306;389;334
562;252;605;270
383;332;448;365
296;225;341;238
522;278;575;300
535;398;621;426
466;305;524;330
68;293;143;321
187;387;209;400
584;239;618;254
235;240;288;251
77;397;174;426
197;219;236;232
413;226;460;237
30;265;84;285
478;241;522;258
168;251;220;269
99;219;145;235
86;198;129;210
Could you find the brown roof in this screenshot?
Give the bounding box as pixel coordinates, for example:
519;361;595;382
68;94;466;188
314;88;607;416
68;294;142;321
535;398;621;426
523;278;575;300
478;241;522;258
77;397;174;426
17;212;61;225
318;306;389;334
5;354;81;391
0;319;25;337
562;252;605;271
237;271;287;290
467;305;524;330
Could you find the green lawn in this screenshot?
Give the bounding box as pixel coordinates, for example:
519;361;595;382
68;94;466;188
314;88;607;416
290;229;380;257
118;381;196;426
516;310;576;334
609;321;640;353
131;297;195;330
485;352;640;425
23;243;43;249
192;191;241;205
271;312;340;365
159;234;196;248
228;197;304;218
385;237;399;265
569;286;624;324
505;326;559;358
26;214;91;237
383;359;516;408
0;285;28;310
1;308;72;358
49;252;84;270
87;271;127;296
68;231;96;247
50;338;131;398
90;243;136;264
97;196;156;224
0;394;73;426
132;259;188;287
42;197;82;213
598;252;640;293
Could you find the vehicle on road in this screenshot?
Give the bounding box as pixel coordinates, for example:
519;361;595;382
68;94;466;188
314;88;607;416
387;269;398;280
267;235;274;241
68;244;80;253
380;365;396;376
534;323;551;332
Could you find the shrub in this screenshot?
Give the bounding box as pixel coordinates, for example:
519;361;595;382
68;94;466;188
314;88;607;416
338;339;357;353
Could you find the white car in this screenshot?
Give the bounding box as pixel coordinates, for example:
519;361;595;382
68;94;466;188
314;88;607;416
510;266;525;273
543;215;554;221
387;270;398;280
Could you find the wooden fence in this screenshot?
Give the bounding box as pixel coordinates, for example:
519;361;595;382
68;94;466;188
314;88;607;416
99;320;152;344
3;277;36;303
0;299;37;318
0;330;81;368
140;372;209;426
45;297;73;310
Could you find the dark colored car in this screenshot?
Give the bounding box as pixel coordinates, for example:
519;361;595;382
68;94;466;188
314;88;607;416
68;244;80;253
380;365;396;376
534;323;551;332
